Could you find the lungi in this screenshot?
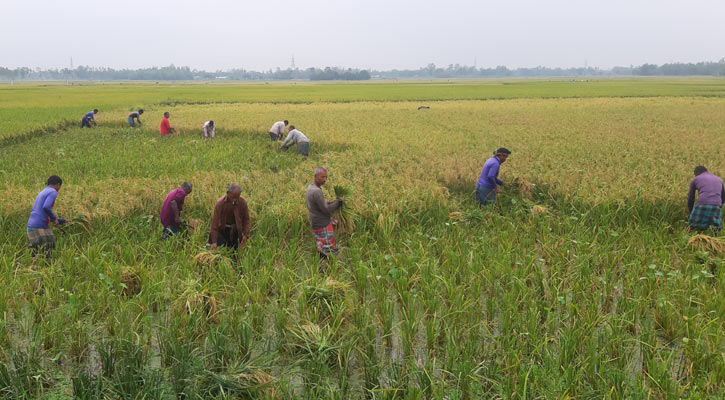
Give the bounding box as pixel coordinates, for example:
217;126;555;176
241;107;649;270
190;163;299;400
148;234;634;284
296;141;310;156
27;227;55;253
312;223;338;256
688;204;722;231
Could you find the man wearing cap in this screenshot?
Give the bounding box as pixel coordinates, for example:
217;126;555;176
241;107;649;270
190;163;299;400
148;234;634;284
209;184;251;250
81;109;98;128
687;165;725;231
476;147;511;206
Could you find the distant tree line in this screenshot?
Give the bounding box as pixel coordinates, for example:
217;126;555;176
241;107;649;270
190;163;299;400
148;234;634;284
1;59;723;81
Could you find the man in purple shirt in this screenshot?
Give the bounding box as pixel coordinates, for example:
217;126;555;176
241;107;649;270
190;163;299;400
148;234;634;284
160;182;193;239
81;109;98;128
27;175;70;256
687;165;725;231
476;147;511;206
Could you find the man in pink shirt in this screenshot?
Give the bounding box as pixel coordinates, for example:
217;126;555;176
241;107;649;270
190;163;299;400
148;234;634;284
160;182;192;239
160;112;176;136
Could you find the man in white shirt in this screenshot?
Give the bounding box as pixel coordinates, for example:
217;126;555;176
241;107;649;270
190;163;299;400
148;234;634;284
202;120;215;139
269;120;288;141
281;125;310;156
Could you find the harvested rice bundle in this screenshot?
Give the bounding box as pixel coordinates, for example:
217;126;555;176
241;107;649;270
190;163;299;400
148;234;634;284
121;267;141;297
333;185;355;233
688;234;725;255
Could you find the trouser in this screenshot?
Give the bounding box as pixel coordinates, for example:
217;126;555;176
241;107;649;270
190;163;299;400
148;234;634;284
209;226;240;250
269;132;280;141
475;184;496;206
161;225;180;240
81;119;92;128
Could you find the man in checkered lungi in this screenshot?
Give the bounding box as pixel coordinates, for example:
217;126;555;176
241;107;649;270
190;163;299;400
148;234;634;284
305;167;344;260
26;175;71;256
687;166;725;231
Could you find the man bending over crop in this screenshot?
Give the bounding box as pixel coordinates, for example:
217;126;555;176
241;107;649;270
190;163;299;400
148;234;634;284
687;165;725;231
128;109;144;127
281;125;310;156
202;120;215;139
81;109;98;128
209;184;251;250
160;182;193;239
306;167;344;260
269;120;288;140
476;147;511;207
160;112;176;136
27;175;71;257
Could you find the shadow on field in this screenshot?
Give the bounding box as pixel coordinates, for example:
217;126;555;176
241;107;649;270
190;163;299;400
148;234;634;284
440;175;688;231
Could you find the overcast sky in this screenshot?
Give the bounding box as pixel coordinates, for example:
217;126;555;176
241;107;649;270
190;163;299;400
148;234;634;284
1;0;723;71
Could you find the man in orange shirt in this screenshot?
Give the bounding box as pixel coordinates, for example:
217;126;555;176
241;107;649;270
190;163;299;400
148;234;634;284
160;112;176;136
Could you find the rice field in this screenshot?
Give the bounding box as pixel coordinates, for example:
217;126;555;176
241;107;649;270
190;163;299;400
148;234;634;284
0;80;724;398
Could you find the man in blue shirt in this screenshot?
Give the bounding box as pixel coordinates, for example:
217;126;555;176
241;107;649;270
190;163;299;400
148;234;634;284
476;147;511;206
81;109;98;128
27;175;70;256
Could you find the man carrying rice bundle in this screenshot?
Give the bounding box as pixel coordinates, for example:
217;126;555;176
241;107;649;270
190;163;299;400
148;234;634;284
687;165;725;231
306;167;344;260
26;175;71;257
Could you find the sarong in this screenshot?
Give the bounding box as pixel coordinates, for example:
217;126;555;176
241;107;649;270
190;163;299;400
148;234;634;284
688;204;722;231
269;131;280;141
27;227;55;252
296;142;310;156
128;118;135;127
312;223;338;256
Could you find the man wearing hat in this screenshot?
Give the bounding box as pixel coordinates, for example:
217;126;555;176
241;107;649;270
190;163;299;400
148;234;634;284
476;147;511;206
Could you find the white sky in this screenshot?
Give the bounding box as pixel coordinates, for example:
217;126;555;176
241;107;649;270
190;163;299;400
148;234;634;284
1;0;723;71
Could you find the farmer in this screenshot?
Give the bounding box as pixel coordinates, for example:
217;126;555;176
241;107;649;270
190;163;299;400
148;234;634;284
281;125;310;156
202;120;215;139
269;120;288;141
209;184;251;250
26;175;70;256
476;147;511;206
160;182;193;239
160;112;176;136
687;165;725;231
81;109;98;128
306;167;344;259
128;109;144;127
